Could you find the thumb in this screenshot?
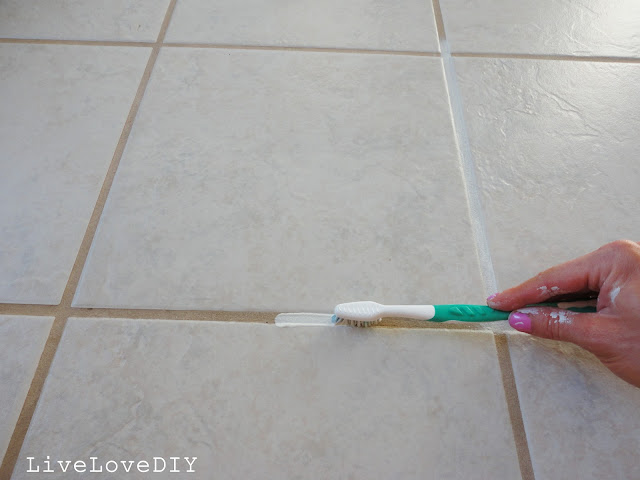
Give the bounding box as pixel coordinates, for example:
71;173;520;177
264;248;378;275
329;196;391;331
508;307;614;353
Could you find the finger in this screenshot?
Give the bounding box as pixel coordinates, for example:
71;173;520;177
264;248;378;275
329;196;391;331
487;244;614;311
508;307;619;356
539;291;599;303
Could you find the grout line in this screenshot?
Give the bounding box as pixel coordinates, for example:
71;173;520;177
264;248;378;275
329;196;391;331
0;2;178;479
0;37;438;57
156;0;178;43
430;0;447;42
0;304;61;317
2;38;639;64
432;2;533;479
0;317;67;480
0;38;154;47
2;37;638;64
0;303;488;330
494;334;535;480
431;0;497;298
163;42;440;57
453;51;640;64
57;37;170;310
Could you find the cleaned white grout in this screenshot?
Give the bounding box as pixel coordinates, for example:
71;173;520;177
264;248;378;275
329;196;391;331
429;6;535;480
439;37;498;298
453;51;640;64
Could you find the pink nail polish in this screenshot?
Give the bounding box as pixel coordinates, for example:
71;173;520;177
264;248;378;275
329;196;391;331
509;312;532;333
487;293;498;302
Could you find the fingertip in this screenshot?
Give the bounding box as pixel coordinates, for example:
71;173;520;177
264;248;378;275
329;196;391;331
509;311;532;333
486;292;500;307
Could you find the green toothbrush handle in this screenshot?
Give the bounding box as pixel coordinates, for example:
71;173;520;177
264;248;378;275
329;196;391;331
432;305;509;322
431;303;597;323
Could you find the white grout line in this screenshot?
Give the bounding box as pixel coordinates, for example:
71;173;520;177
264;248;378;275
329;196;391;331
438;38;498;298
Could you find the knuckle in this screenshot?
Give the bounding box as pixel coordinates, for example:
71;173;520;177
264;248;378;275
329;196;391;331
597;240;640;269
539;315;563;340
604;239;640;256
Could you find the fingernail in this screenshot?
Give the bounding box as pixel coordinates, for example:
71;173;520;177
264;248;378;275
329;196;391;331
487;293;499;302
509;312;532;333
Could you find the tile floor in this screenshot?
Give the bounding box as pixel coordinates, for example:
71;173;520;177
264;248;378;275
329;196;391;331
1;0;639;479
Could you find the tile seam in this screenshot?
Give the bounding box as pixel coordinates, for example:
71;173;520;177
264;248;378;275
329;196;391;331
0;316;67;480
2;39;639;64
452;51;640;63
494;334;535;480
0;304;488;330
162;43;440;56
0;38;440;57
431;1;496;297
0;38;154;47
431;2;533;480
0;1;178;478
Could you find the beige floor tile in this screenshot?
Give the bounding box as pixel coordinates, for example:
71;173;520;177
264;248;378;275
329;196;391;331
0;315;53;464
454;57;640;290
74;48;484;311
15;319;520;479
0;44;150;304
165;0;439;52
439;0;640;57
0;0;170;41
508;334;640;479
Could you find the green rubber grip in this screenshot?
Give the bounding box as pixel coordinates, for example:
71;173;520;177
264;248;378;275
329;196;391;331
432;305;509;322
431;303;597;323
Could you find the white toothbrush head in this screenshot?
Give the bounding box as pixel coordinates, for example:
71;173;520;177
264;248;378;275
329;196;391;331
332;301;384;327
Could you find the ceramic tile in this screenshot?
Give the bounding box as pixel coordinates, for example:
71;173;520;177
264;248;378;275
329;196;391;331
0;44;150;304
454;58;640;290
74;48;483;311
439;0;640;57
15;318;520;479
0;315;53;464
0;0;170;41
508;334;640;479
165;0;439;52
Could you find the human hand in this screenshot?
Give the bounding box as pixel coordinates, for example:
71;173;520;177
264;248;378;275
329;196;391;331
487;240;640;388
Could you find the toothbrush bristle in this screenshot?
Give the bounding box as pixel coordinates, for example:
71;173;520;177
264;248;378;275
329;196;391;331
333;316;381;328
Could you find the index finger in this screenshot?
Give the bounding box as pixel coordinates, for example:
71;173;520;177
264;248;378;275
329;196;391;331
487;243;616;311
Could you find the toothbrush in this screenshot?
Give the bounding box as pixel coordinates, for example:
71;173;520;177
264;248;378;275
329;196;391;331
331;300;597;327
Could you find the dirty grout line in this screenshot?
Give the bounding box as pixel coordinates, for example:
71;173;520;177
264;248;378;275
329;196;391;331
0;316;67;480
156;0;178;44
57;8;177;313
494;334;535;480
163;42;440;57
0;37;154;47
431;0;497;299
0;302;491;330
0;37;439;57
0;304;61;318
0;2;179;479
